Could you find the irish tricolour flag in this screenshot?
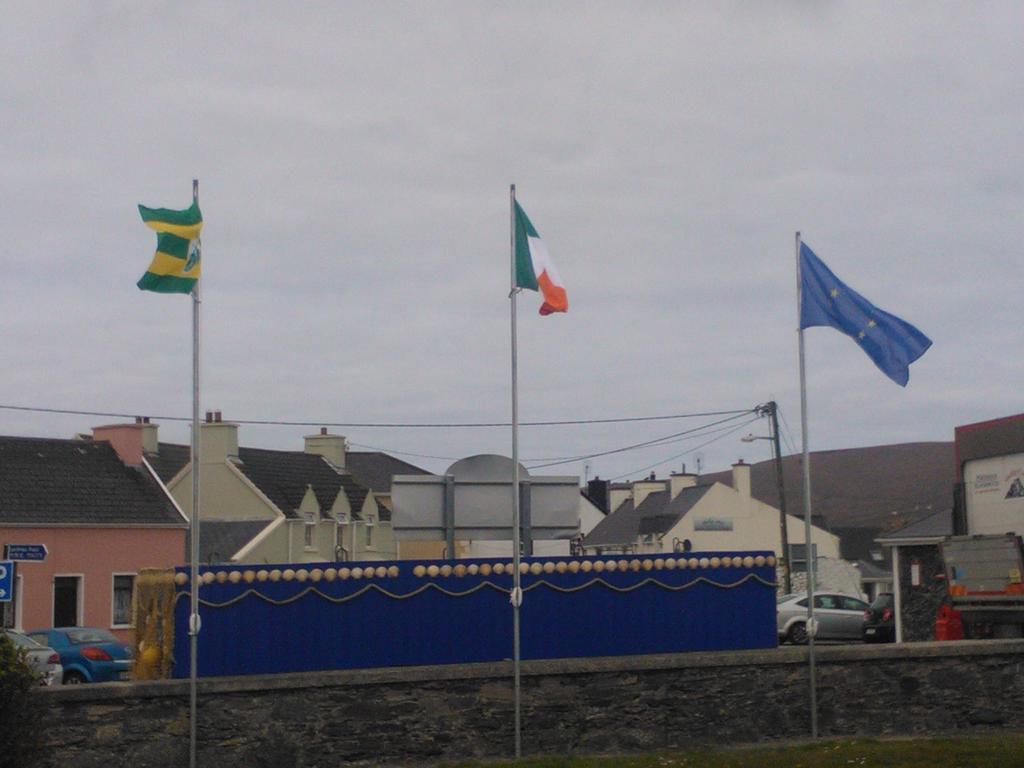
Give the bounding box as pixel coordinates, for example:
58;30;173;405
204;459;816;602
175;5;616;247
514;202;568;315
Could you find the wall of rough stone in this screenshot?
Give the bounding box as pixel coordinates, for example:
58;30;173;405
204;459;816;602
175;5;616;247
34;640;1024;768
899;544;948;641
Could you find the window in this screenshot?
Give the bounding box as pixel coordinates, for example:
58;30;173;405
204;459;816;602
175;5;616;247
112;574;135;627
364;524;373;547
841;596;868;612
790;543;818;574
304;514;316;549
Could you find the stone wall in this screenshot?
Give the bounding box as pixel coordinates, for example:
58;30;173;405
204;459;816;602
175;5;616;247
35;639;1024;768
899;544;948;641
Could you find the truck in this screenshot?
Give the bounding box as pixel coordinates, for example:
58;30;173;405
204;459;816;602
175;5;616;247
940;533;1024;638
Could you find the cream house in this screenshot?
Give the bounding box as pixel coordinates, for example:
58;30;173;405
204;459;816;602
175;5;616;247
582;461;840;563
102;415;425;564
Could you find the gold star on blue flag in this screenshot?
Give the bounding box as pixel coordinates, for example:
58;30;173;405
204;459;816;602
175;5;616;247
799;242;932;386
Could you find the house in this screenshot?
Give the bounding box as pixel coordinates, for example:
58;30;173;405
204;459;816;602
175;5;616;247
102;413;428;565
582;461;841;567
0;431;187;642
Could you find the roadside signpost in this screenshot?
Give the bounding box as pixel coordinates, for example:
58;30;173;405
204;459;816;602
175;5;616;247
4;544;48;562
0;561;12;602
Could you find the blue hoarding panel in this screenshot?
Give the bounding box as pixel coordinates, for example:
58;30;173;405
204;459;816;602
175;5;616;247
172;553;777;678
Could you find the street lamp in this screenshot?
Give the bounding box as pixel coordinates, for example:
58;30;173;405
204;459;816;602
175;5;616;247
742;401;792;594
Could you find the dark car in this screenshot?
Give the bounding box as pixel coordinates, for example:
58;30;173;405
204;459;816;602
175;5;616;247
27;627;132;684
862;592;895;643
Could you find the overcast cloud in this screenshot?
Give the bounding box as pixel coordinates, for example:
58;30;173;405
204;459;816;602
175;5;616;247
1;2;1021;482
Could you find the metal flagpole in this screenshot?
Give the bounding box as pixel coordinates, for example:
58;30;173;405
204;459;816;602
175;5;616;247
509;183;523;760
189;178;202;768
795;230;818;738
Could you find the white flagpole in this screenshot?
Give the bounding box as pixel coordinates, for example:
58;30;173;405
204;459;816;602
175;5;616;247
189;178;202;768
795;230;818;738
509;183;523;760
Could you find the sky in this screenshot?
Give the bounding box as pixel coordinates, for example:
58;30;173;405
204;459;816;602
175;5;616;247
1;3;1021;484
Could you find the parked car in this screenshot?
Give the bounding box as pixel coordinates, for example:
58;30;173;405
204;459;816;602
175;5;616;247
26;627;132;684
1;628;63;686
862;592;895;643
777;592;870;644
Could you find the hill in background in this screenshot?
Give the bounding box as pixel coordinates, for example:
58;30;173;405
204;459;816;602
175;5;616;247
697;442;956;554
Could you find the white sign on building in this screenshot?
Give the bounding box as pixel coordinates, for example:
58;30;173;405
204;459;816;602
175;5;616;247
964;452;1024;535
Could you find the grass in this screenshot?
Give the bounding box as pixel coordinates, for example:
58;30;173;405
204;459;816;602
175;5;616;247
441;734;1024;768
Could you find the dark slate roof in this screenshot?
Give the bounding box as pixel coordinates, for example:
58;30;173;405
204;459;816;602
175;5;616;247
875;507;953;543
638;485;714;537
147;443;373;520
345;452;429;494
233;448;368;520
0;436;185;527
584;483;719;547
186;520;272;563
148;443;191;484
582;498;639;547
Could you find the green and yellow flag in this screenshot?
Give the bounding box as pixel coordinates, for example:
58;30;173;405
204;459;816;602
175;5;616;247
137;200;202;293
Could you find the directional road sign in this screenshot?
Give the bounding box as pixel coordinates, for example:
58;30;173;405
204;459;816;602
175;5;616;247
4;544;48;562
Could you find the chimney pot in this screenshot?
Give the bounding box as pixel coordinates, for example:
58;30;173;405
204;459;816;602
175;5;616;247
205;411;212;423
214;411;222;423
320;427;327;435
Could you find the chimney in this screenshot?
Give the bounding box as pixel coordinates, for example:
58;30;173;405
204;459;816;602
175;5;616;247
632;476;667;509
201;410;239;464
304;428;347;469
669;470;698;500
92;418;159;466
608;484;631;513
586;477;611;514
731;459;751;500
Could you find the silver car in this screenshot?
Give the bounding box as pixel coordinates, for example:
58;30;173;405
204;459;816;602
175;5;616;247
2;629;63;686
777;592;869;644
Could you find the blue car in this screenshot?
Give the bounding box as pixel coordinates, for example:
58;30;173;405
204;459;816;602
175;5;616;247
27;627;132;684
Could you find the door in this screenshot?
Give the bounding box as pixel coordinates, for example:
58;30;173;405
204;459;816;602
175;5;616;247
53;576;81;627
813;594;845;638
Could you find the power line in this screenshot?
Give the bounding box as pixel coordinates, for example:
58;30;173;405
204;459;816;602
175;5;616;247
606;417;761;481
525;412;756;470
0;403;754;430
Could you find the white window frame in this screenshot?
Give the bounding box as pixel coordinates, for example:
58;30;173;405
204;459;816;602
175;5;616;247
304;513;317;551
52;573;84;628
111;572;137;629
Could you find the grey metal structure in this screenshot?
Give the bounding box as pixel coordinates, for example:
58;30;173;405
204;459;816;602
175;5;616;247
391;454;580;554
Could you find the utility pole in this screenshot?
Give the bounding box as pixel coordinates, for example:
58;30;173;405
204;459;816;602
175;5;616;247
762;402;792;594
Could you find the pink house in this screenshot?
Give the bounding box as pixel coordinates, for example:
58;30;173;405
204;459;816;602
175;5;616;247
0;421;187;644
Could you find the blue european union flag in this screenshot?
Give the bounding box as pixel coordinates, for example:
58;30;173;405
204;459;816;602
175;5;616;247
799;242;932;386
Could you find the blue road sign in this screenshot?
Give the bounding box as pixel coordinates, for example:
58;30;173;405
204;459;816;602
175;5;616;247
0;561;13;602
4;544;48;562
